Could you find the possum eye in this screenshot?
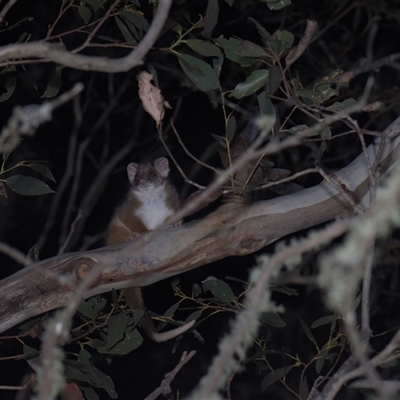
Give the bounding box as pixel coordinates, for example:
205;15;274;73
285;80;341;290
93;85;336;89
150;171;156;178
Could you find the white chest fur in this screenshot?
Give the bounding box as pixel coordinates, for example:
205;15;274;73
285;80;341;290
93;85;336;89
133;183;174;230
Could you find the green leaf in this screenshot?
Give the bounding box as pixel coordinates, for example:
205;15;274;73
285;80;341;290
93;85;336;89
78;5;91;24
268;30;294;58
120;10;149;40
106;312;128;349
298;316;318;350
261;365;294;390
42;65;64;98
178;53;220;91
315;357;325;374
79;349;118;398
238;40;268;58
287;124;308;134
226;115;236;143
311;315;338;329
266;0;292;11
4;175;54;195
81;385;100;400
114;16;137;45
0;74;16;102
319;126;331;140
202;277;235;303
25;163;56;182
300;377;309;400
78;297;106;320
266;65;282;95
184;39;221;57
269;285;298;296
327;98;358;111
257;91;275;120
215;36;254;66
224;0;234;5
211;133;225;145
261;312;286;328
203;0;219;36
314;82;338;104
23;344;40;358
64;361;91;383
230;69;269;99
84;0;106;11
98;328;143;355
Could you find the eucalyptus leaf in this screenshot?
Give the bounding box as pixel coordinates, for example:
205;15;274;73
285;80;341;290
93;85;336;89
230;69;269;99
78;349;118;398
184;39;221;57
25;163;55;182
266;65;282;95
4;175;54;195
0;74;16;102
298;316;318;350
97;328;143;355
327;98;358;111
237;40;268;58
106;312;128;348
215;36;254;66
42;65;64;98
261;312;286;328
257;91;275;119
203;0;219;36
82;385;100;400
268;30;294;58
311;315;338;329
84;0;106;11
114;16;137;45
226;115;236;143
202;277;235;303
78;5;91;24
178;53;219;91
120;9;149;40
266;0;292;10
261;365;294;391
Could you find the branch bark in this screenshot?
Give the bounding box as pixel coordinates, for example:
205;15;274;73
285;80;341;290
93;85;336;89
0;117;399;334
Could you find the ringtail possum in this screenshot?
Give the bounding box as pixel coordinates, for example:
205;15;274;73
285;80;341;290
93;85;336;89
107;157;194;342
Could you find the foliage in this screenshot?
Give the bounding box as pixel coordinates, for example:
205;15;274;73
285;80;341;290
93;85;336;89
1;0;400;399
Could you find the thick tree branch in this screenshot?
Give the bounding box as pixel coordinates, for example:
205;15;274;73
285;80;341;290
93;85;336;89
0;117;399;334
0;0;172;72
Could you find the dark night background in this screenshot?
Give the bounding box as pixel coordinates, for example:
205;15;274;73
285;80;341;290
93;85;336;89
1;0;400;399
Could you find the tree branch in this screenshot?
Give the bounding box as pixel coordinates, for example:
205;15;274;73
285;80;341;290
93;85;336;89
0;0;172;72
0;117;399;334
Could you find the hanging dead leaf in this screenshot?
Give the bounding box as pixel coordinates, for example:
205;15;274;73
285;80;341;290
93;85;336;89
137;71;171;127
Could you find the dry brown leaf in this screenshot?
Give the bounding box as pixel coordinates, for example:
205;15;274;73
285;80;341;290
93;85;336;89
137;71;170;127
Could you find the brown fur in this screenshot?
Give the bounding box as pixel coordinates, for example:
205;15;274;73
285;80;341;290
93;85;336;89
106;158;194;342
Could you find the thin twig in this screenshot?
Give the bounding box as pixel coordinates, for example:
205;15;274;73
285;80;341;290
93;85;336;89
0;241;32;266
144;351;196;400
0;0;18;24
73;0;120;53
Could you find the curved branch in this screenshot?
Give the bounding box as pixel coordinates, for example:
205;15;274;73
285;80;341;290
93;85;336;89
0;0;172;72
0;117;399;334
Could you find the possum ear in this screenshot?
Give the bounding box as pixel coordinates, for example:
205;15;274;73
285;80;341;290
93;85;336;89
126;163;139;183
153;157;170;178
